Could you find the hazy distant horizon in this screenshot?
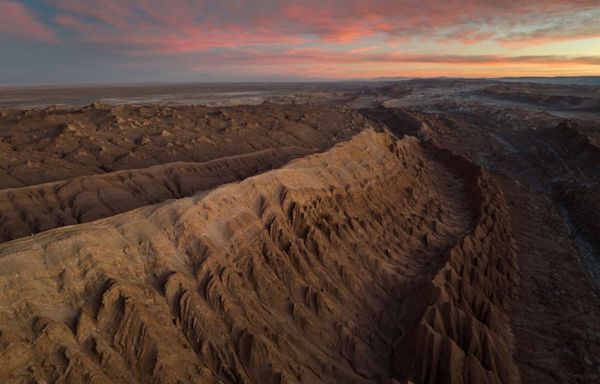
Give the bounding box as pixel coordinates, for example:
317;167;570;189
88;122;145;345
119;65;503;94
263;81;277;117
2;75;599;110
2;75;600;89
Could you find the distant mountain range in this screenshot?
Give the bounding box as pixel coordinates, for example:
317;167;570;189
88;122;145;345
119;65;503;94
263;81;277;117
370;76;600;86
493;76;600;86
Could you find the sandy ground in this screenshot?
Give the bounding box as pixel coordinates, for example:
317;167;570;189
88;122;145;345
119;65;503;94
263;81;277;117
0;80;598;383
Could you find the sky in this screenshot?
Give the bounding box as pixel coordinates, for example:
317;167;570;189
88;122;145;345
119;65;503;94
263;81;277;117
0;0;599;84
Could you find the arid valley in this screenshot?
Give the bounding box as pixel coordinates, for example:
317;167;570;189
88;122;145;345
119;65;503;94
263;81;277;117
0;78;598;383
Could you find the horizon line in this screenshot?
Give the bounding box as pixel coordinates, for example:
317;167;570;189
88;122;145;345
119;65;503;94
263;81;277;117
1;75;600;89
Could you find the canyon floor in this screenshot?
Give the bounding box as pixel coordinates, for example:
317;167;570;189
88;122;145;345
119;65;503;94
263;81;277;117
0;79;598;383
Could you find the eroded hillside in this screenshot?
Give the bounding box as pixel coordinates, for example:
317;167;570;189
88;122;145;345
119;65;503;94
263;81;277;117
0;129;521;383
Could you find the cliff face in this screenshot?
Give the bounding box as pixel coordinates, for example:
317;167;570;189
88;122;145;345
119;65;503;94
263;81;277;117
0;129;519;383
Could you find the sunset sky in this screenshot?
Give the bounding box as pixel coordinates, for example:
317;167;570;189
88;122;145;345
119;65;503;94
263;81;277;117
1;0;599;84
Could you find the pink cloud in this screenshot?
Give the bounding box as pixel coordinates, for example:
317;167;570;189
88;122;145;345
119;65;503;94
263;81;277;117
49;0;600;54
188;48;600;67
52;0;307;53
278;0;600;44
0;1;58;43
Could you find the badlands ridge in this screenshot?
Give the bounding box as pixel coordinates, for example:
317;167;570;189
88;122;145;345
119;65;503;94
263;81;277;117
0;128;519;383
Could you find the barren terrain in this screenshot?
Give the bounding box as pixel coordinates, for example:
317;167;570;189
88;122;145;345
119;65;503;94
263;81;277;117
0;79;598;383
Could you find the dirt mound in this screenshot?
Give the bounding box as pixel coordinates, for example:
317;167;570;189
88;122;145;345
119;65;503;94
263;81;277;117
0;129;520;383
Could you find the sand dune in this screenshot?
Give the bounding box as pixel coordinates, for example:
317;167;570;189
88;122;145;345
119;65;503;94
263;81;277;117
0;129;519;383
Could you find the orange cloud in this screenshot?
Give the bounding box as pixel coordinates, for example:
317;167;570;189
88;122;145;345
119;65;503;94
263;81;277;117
188;48;600;67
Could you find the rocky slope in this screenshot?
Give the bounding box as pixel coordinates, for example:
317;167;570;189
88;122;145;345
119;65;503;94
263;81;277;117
0;129;520;383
